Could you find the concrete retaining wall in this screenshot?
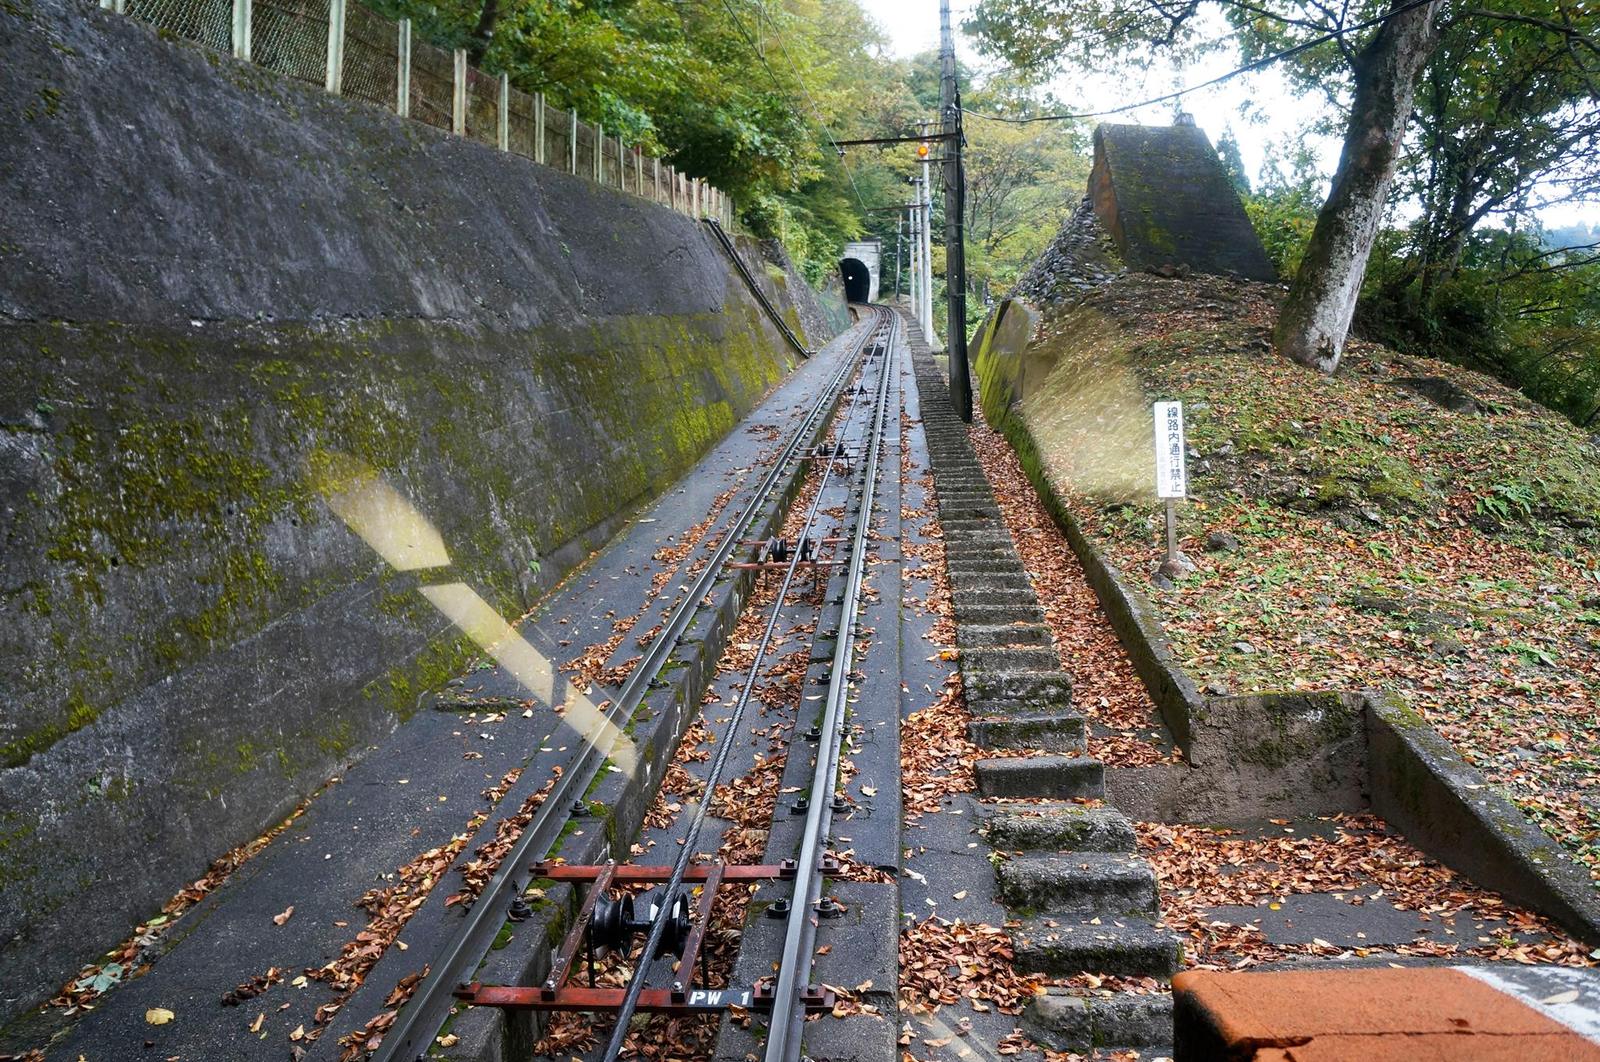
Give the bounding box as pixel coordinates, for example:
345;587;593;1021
0;0;835;1015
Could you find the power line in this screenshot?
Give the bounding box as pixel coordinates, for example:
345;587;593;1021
963;0;1439;124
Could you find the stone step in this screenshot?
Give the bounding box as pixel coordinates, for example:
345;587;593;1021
955;604;1047;628
968;712;1086;754
961;646;1061;674
939;501;1002;521
1024;990;1174;1053
980;802;1135;852
1012;916;1183;979
964;669;1074;707
942;517;1007;535
948;570;1031;593
975;754;1103;800
957;623;1053;648
994;852;1157;916
944;557;1022;575
940;537;1016;558
952;588;1042;623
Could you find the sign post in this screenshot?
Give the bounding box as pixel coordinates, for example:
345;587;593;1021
1153;401;1187;566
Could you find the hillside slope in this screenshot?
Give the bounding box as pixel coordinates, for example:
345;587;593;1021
977;201;1600;884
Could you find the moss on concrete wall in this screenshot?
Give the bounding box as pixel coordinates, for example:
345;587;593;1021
0;0;829;1015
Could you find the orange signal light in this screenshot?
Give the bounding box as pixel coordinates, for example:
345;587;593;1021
917;142;930;159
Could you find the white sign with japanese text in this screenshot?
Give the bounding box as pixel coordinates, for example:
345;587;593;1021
1154;401;1187;499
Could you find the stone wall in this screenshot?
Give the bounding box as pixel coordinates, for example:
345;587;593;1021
0;0;833;1015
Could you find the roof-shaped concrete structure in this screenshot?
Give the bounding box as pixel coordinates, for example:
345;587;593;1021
1090;124;1277;282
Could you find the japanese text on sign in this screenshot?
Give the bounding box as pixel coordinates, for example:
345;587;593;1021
1153;401;1187;499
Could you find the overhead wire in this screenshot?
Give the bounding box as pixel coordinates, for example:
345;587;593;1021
961;0;1440;124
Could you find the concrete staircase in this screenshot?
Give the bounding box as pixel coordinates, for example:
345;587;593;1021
906;321;1178;1055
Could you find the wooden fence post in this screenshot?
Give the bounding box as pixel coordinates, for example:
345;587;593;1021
231;0;250;60
534;92;545;164
594;123;603;183
497;73;509;151
653;157;660;203
324;0;346;95
569;111;577;174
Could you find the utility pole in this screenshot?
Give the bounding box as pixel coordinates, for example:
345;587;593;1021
939;0;972;420
917;134;934;342
909;185;921;323
895;214;904;300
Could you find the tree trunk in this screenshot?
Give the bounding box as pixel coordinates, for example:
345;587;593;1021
467;0;499;65
1274;0;1445;373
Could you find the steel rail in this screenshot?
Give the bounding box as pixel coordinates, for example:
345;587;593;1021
703;218;814;359
368;312;883;1062
763;309;898;1062
598;305;895;1062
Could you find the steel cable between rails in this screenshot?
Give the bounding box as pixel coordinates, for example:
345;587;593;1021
762;308;897;1062
597;306;895;1062
365;313;884;1062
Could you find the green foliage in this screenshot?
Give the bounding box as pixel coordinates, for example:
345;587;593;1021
1358;225;1600;427
1242;142;1324;279
960;74;1091;316
366;0;910;280
1216;125;1250;195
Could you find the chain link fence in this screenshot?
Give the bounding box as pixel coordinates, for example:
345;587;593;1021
465;65;498;148
340;1;396;110
108;0;732;224
126;0;228;52
507;85;537;161
409;37;452;131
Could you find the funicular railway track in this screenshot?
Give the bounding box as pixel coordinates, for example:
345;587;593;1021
366;305;899;1062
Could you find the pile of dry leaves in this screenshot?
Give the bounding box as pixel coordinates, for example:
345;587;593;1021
1141;814;1598;969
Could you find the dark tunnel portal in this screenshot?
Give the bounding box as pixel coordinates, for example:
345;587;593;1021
840;258;871;303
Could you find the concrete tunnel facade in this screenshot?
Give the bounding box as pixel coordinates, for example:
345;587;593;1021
839;239;881;303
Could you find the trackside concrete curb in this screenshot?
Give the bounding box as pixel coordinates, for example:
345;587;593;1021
1366;692;1600;947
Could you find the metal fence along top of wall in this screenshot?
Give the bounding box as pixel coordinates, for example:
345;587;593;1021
99;0;735;226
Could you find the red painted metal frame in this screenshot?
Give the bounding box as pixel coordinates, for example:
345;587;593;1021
462;861;837;1017
727;560;846;571
532;861;795;882
454;982;836;1013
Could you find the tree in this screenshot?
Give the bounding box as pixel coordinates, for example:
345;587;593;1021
958;75;1089;307
1275;0;1444;373
1217;125;1251;194
1392;2;1600;310
368;0;922;282
966;0;1447;372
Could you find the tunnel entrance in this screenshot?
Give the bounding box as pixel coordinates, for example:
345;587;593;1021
840;258;871;303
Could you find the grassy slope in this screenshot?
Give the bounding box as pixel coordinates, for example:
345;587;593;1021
1021;273;1600;883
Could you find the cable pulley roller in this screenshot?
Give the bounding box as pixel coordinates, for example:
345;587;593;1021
590;889;692;959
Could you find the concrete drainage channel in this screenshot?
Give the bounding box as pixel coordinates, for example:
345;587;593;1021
908;328;1178;1055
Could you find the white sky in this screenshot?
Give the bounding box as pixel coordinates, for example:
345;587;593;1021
860;0;1596;229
